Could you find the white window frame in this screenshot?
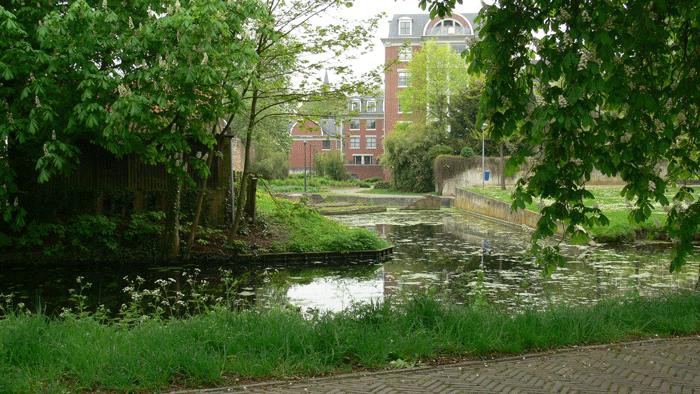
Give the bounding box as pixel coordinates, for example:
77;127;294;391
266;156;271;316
366;99;377;112
352;154;374;165
322;139;331;150
366;136;377;149
398;46;413;62
398;70;409;88
366;119;377;130
350;99;361;112
349;119;360;130
349;136;360;149
430;19;464;36
398;18;412;36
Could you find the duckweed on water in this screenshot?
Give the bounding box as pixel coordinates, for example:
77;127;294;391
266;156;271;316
1;287;700;392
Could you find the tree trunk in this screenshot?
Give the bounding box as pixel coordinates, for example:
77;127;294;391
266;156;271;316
161;174;182;259
499;142;506;190
232;88;258;234
184;146;216;260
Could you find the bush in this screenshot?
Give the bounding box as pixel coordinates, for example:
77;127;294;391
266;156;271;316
314;151;347;181
365;177;383;184
460;146;475;158
373;181;392;189
384;123;454;193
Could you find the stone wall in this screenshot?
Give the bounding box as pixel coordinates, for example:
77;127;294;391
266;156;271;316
437;156;626;196
454;188;542;230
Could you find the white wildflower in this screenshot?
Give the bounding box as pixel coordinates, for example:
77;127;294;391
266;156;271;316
128;16;134;29
201;52;208;65
558;95;568;108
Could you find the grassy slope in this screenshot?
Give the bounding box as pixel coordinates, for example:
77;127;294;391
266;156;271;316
466;186;670;242
266;176;372;193
256;193;389;252
2;293;700;392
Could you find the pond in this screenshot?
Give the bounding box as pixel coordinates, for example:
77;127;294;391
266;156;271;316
1;209;698;315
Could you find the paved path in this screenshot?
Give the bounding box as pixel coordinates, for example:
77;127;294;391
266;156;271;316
189;337;700;393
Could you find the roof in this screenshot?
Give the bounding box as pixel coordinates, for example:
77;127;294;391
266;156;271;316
385;13;478;39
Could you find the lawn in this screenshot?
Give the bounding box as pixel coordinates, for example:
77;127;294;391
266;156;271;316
265;175;373;193
2;292;699;392
256;193;389;252
466;185;673;242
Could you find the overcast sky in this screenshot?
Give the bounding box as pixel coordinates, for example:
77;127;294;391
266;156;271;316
314;0;484;83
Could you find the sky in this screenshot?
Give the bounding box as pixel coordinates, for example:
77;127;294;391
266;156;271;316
314;0;484;82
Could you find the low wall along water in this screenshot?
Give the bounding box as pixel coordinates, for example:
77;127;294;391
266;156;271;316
454;188;542;230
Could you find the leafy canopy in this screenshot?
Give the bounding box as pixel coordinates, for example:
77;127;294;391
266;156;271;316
421;0;700;272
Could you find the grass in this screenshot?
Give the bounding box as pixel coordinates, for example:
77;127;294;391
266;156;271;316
256;193;389;252
360;188;427;196
2;292;700;392
466;186;673;242
266;175;373;193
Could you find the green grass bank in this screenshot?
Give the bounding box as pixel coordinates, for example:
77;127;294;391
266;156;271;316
2;293;700;392
0;193;388;263
466;186;670;242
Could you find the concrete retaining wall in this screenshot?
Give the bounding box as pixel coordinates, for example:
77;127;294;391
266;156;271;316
454;188;542;230
437;157;628;196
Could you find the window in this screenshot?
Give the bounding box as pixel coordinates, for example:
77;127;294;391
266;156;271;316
398;100;405;114
353;155;374;165
349;136;360;149
399;47;413;62
366;100;377;112
366;119;377;130
429;19;465;35
349;119;360;130
350;99;360;112
398;18;412;36
398;71;409;87
322;139;331;150
366;136;376;149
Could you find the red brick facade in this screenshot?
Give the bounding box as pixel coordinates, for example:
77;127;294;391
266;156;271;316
288;98;388;180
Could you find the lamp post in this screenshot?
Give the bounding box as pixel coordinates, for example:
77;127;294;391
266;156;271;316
303;140;308;193
481;126;485;189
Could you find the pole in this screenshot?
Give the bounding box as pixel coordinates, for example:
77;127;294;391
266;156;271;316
303;140;308;193
482;127;485;189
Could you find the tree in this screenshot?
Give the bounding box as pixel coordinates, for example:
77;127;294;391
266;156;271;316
0;1;264;258
384;41;472;192
230;0;380;234
421;0;700;272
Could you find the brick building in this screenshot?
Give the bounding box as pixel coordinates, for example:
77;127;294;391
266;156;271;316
287;13;477;180
381;13;477;138
288;96;386;179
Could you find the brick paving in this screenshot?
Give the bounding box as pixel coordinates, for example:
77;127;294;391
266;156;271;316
186;337;700;393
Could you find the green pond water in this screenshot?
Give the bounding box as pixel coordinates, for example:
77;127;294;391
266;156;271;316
1;209;698;314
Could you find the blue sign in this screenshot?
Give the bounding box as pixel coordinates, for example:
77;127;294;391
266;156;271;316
484;170;490;181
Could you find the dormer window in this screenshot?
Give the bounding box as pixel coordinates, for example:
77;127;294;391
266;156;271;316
430;19;465;35
398;18;412;36
350;99;361;112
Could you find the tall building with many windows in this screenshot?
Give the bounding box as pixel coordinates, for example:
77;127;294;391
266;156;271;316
288;95;385;179
381;13;477;138
287;13;478;180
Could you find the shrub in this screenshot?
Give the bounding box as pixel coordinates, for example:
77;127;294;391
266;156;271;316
314;151;347;181
460;146;475;158
373;181;392;189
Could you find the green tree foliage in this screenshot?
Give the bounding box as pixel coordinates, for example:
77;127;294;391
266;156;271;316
384;123;452;192
314;150;347;181
230;0;380;233
422;0;700;271
384;42;472;192
0;1;265;256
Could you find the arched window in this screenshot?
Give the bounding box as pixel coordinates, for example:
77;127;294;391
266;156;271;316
430;19;467;35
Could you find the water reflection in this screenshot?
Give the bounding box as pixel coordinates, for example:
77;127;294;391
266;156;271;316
1;209;698;314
